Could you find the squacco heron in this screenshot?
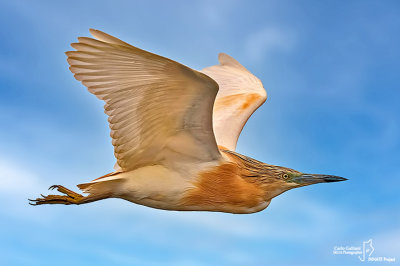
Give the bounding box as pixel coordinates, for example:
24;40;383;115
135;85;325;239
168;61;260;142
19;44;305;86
30;29;346;214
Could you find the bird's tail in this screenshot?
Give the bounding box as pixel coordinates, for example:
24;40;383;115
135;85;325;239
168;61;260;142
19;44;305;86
77;172;124;197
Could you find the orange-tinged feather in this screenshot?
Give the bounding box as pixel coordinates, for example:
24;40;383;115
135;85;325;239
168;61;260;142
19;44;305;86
214;93;263;115
214;93;245;112
180;162;265;213
218;145;229;150
91;171;120;181
240;93;263;110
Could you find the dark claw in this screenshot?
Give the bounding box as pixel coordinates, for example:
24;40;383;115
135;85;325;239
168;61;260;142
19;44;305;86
49;185;58;190
28;199;38;206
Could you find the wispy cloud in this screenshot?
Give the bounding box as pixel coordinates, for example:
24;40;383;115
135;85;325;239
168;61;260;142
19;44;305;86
372;228;400;257
197;0;238;28
0;155;60;224
1;1;399;265
0;156;44;195
244;26;296;64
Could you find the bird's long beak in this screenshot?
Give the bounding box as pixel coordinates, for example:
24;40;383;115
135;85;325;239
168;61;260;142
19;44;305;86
292;174;347;185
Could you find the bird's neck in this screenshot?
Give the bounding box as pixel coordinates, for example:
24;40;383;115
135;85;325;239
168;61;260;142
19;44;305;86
221;149;290;200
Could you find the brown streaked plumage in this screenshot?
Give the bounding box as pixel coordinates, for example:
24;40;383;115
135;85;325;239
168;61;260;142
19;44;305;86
29;29;347;214
181;157;266;214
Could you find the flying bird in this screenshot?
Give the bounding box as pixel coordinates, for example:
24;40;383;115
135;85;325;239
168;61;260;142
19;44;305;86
30;29;346;213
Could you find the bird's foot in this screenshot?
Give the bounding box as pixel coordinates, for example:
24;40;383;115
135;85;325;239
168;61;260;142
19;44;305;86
29;185;85;205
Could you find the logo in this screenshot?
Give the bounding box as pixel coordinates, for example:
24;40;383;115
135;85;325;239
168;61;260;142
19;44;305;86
333;239;396;263
359;239;374;262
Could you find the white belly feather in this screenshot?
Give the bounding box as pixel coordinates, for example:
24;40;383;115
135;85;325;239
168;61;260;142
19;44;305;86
115;165;194;210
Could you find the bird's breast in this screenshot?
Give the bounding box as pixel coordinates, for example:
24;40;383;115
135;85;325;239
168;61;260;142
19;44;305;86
180;162;268;214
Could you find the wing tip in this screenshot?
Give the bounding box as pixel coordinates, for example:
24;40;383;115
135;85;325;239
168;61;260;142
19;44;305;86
218;53;238;66
89;28;110;41
89;28;100;35
88;28;133;48
217;52;230;61
217;53;251;73
217;52;229;65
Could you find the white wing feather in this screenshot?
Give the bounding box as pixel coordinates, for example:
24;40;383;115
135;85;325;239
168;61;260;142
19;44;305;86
201;53;267;151
66;29;221;171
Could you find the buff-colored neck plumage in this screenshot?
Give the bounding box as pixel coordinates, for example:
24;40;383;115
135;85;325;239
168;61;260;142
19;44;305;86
180;150;299;214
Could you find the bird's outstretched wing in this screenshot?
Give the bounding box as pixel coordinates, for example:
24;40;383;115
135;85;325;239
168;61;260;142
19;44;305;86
201;53;266;151
66;29;221;171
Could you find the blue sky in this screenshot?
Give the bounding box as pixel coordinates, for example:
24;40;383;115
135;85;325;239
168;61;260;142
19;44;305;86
0;0;399;265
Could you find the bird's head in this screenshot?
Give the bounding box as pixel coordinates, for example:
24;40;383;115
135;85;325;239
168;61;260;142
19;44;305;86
224;150;347;200
255;165;348;199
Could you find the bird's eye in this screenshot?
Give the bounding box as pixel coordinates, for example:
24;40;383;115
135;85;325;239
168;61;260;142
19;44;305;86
283;173;289;179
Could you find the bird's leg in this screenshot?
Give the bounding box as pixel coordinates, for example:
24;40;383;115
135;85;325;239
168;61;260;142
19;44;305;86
29;185;86;205
49;185;83;199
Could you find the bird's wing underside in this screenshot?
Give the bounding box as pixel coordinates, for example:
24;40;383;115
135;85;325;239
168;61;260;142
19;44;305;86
201;53;267;151
66;29;221;171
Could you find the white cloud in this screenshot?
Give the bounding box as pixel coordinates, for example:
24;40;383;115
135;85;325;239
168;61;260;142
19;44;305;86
244;26;296;64
373;228;400;257
92;192;347;244
195;0;238;28
0;156;44;195
0;155;61;224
